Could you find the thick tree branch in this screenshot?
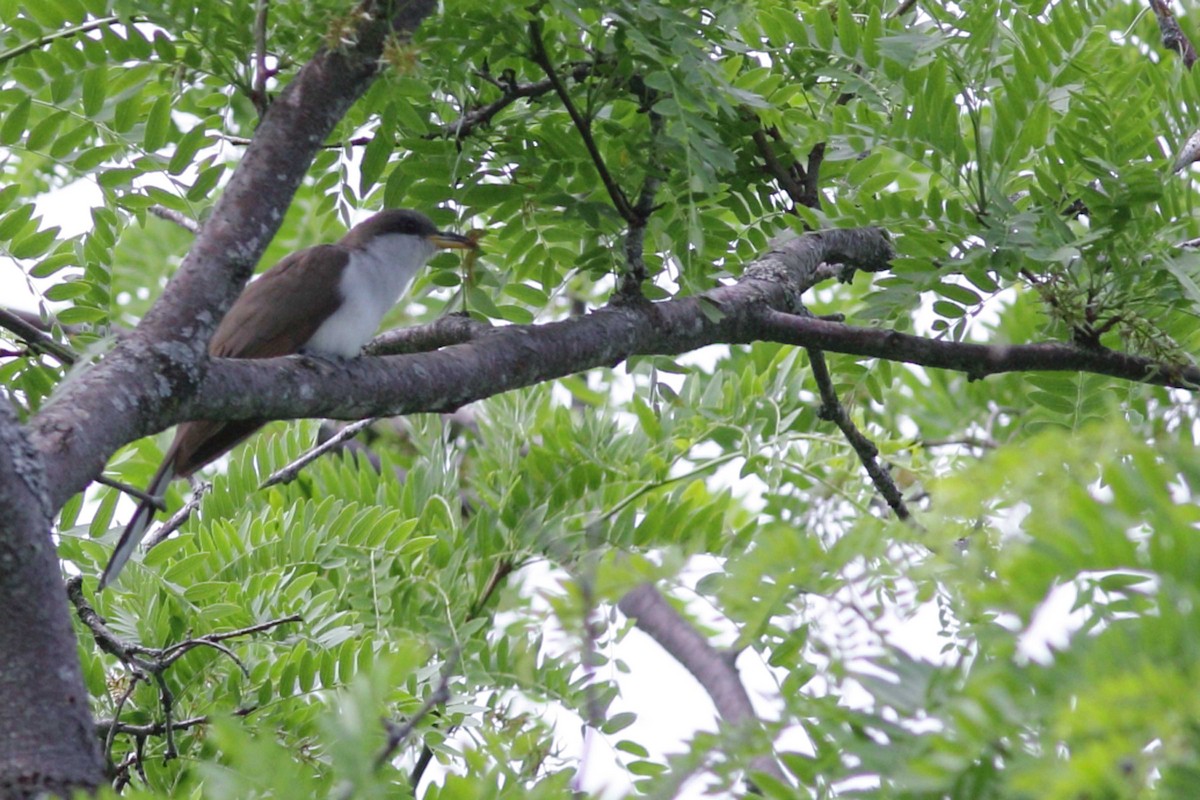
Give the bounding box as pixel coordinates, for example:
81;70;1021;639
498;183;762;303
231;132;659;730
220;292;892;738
184;229;893;422
151;228;1195;448
28;0;440;512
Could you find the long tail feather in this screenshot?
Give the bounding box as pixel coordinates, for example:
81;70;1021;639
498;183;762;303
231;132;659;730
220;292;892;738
98;463;176;590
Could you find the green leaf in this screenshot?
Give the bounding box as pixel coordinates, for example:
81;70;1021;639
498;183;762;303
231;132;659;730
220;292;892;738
10;226;60;259
186;164;225;201
169;123;209;175
0;204;35;241
0;97;31;145
359;132;393;195
143;93;173;151
81;65;108;117
26;109;68;151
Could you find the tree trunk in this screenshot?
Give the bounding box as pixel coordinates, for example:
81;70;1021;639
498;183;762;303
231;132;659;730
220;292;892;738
0;401;103;797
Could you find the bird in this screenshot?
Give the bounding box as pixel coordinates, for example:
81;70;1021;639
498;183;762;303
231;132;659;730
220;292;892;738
98;208;476;589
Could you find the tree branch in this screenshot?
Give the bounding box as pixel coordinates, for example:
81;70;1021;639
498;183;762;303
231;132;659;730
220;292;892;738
251;0;274;117
148;205;201;234
806;346;914;521
259;418;377;488
618;584;785;784
0;16;144;66
527;19;634;222
0;307;76;364
69;576;298;775
132;227;1190;471
430;63;597;140
1150;0;1198;69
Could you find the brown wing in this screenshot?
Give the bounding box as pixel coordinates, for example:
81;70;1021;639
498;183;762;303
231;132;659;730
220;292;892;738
209;244;349;358
169;245;350;476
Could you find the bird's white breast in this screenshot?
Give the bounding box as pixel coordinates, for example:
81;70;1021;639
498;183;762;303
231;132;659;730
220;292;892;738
303;233;435;357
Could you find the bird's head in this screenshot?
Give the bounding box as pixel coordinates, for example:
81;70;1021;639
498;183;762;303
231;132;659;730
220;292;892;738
342;209;477;261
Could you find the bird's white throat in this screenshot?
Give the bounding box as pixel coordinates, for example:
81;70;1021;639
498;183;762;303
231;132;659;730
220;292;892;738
303;233;436;357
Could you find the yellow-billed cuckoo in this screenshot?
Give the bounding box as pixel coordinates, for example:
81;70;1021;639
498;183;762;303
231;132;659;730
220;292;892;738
99;208;475;589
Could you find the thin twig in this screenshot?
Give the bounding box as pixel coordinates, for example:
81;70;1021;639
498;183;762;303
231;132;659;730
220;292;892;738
148;205;201;234
430;63;597;140
103;678;140;766
71;575;300;774
259;418;376;488
528;19;635;222
411;560;515;794
919;436;998;450
806;346;916;522
142;481;210;550
0;15;144;66
251;0;273;116
374;663;454;771
93;474;167;510
0;307;76;364
619;94;666;296
222;64;600;148
97;715;212;740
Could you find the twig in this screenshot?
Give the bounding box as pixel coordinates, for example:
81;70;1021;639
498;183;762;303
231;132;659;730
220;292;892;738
373;663;454;770
142;480;210;550
97;715;212;739
221;64;600;148
919;436;998;451
430;63;597;140
528;19;635;222
0;307;76;364
0;15;145;66
617;583;786;785
751;126;812;208
411;559;514;794
70;576;300;775
806;346;916;522
619;92;666;297
103;677;140;766
259;418;376;488
148;205;201;234
93;474;167;510
251;0;273;117
160;614;302;671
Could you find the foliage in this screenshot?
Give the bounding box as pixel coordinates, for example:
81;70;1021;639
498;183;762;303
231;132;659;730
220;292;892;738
5;0;1200;797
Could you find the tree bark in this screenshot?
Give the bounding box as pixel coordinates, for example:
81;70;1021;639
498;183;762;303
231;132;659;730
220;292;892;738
0;400;103;796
